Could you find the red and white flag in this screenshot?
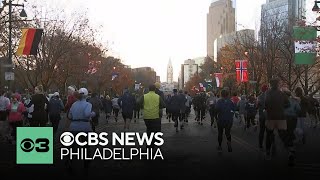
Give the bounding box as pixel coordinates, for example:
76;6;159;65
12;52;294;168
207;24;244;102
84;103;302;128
235;60;248;82
214;73;223;88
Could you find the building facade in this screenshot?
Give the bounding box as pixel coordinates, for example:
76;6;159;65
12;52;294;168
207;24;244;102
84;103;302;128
261;0;306;30
167;59;173;83
216;29;255;60
132;67;157;86
156;76;161;83
193;57;206;73
180;59;198;89
207;0;236;58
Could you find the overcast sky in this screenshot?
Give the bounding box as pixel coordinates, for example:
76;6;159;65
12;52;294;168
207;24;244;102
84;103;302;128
28;0;315;82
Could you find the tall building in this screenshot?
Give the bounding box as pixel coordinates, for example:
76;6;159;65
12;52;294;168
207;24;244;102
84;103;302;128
132;67;157;85
193;57;206;73
180;59;198;89
260;0;306;58
156;76;160;83
261;0;306;28
207;0;236;58
178;72;182;90
216;29;255;57
167;58;173;83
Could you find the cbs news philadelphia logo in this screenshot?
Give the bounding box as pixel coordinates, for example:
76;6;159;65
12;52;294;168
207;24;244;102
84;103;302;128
16;127;53;164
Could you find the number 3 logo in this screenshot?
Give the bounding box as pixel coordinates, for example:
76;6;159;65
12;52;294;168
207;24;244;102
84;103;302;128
20;138;50;153
35;138;50;152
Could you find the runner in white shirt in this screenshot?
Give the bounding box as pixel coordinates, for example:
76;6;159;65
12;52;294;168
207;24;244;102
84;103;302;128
0;90;10;141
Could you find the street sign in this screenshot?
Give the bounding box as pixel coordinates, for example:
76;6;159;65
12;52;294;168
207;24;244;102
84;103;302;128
2;64;15;68
5;72;14;81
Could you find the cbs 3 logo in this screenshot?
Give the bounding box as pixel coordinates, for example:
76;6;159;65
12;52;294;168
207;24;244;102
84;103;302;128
20;138;50;153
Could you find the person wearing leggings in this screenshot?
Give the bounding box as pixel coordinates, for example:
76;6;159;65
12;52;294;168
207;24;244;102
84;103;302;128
215;89;235;152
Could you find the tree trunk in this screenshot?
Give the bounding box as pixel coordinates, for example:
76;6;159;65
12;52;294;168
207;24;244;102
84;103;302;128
304;65;308;95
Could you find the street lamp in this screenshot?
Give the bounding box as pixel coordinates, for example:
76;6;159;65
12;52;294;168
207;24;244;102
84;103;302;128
1;0;28;90
244;51;257;93
312;1;320;31
1;0;28;64
312;1;320;12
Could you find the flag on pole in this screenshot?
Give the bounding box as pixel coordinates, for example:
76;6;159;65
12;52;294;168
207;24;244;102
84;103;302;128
235;60;248;83
16;28;43;56
293;26;317;65
214;73;223;88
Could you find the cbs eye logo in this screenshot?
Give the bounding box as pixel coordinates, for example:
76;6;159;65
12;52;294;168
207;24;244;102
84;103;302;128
20;138;50;153
60;132;74;146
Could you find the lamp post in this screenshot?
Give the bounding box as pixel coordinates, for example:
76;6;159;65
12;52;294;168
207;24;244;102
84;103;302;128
312;1;320;12
1;0;27;65
245;51;258;94
0;0;27;90
311;1;320;93
312;1;320;31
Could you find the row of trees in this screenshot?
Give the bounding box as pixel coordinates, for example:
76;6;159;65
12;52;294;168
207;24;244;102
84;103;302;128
0;4;134;95
186;12;320;96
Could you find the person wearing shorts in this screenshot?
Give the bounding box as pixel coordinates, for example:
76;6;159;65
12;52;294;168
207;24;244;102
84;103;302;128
265;79;295;166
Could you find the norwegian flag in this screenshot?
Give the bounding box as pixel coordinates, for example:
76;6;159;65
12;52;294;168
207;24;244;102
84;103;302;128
214;73;223;88
235;60;248;82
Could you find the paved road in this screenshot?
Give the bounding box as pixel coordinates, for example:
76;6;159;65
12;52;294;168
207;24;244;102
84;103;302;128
1;110;320;179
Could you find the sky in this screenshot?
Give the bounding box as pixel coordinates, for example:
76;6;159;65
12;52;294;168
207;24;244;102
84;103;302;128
27;0;315;82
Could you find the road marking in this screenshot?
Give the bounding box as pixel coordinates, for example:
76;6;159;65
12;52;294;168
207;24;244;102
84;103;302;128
232;135;260;152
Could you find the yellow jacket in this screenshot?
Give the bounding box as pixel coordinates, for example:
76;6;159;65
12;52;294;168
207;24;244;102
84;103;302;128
143;91;163;119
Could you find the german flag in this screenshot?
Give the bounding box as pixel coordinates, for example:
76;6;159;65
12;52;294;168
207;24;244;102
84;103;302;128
16;28;43;56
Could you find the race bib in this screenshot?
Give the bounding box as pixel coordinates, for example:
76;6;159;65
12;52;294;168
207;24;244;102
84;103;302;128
11;104;18;113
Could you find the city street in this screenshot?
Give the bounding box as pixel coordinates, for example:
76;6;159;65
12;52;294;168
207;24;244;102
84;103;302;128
1;110;320;178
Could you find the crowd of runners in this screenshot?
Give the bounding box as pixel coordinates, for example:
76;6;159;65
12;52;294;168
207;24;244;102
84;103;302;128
0;79;319;167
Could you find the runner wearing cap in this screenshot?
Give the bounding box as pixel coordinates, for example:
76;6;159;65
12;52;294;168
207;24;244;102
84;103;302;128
65;87;95;171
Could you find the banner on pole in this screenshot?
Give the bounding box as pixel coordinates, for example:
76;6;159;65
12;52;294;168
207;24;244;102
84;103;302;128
293;26;317;65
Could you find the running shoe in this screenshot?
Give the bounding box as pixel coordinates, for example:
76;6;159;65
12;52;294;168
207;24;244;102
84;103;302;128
288;153;295;167
174;121;178;127
265;152;271;160
227;142;232;152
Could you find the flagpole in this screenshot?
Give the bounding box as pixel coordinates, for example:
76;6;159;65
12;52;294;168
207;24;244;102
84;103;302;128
8;0;13;91
2;0;27;91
